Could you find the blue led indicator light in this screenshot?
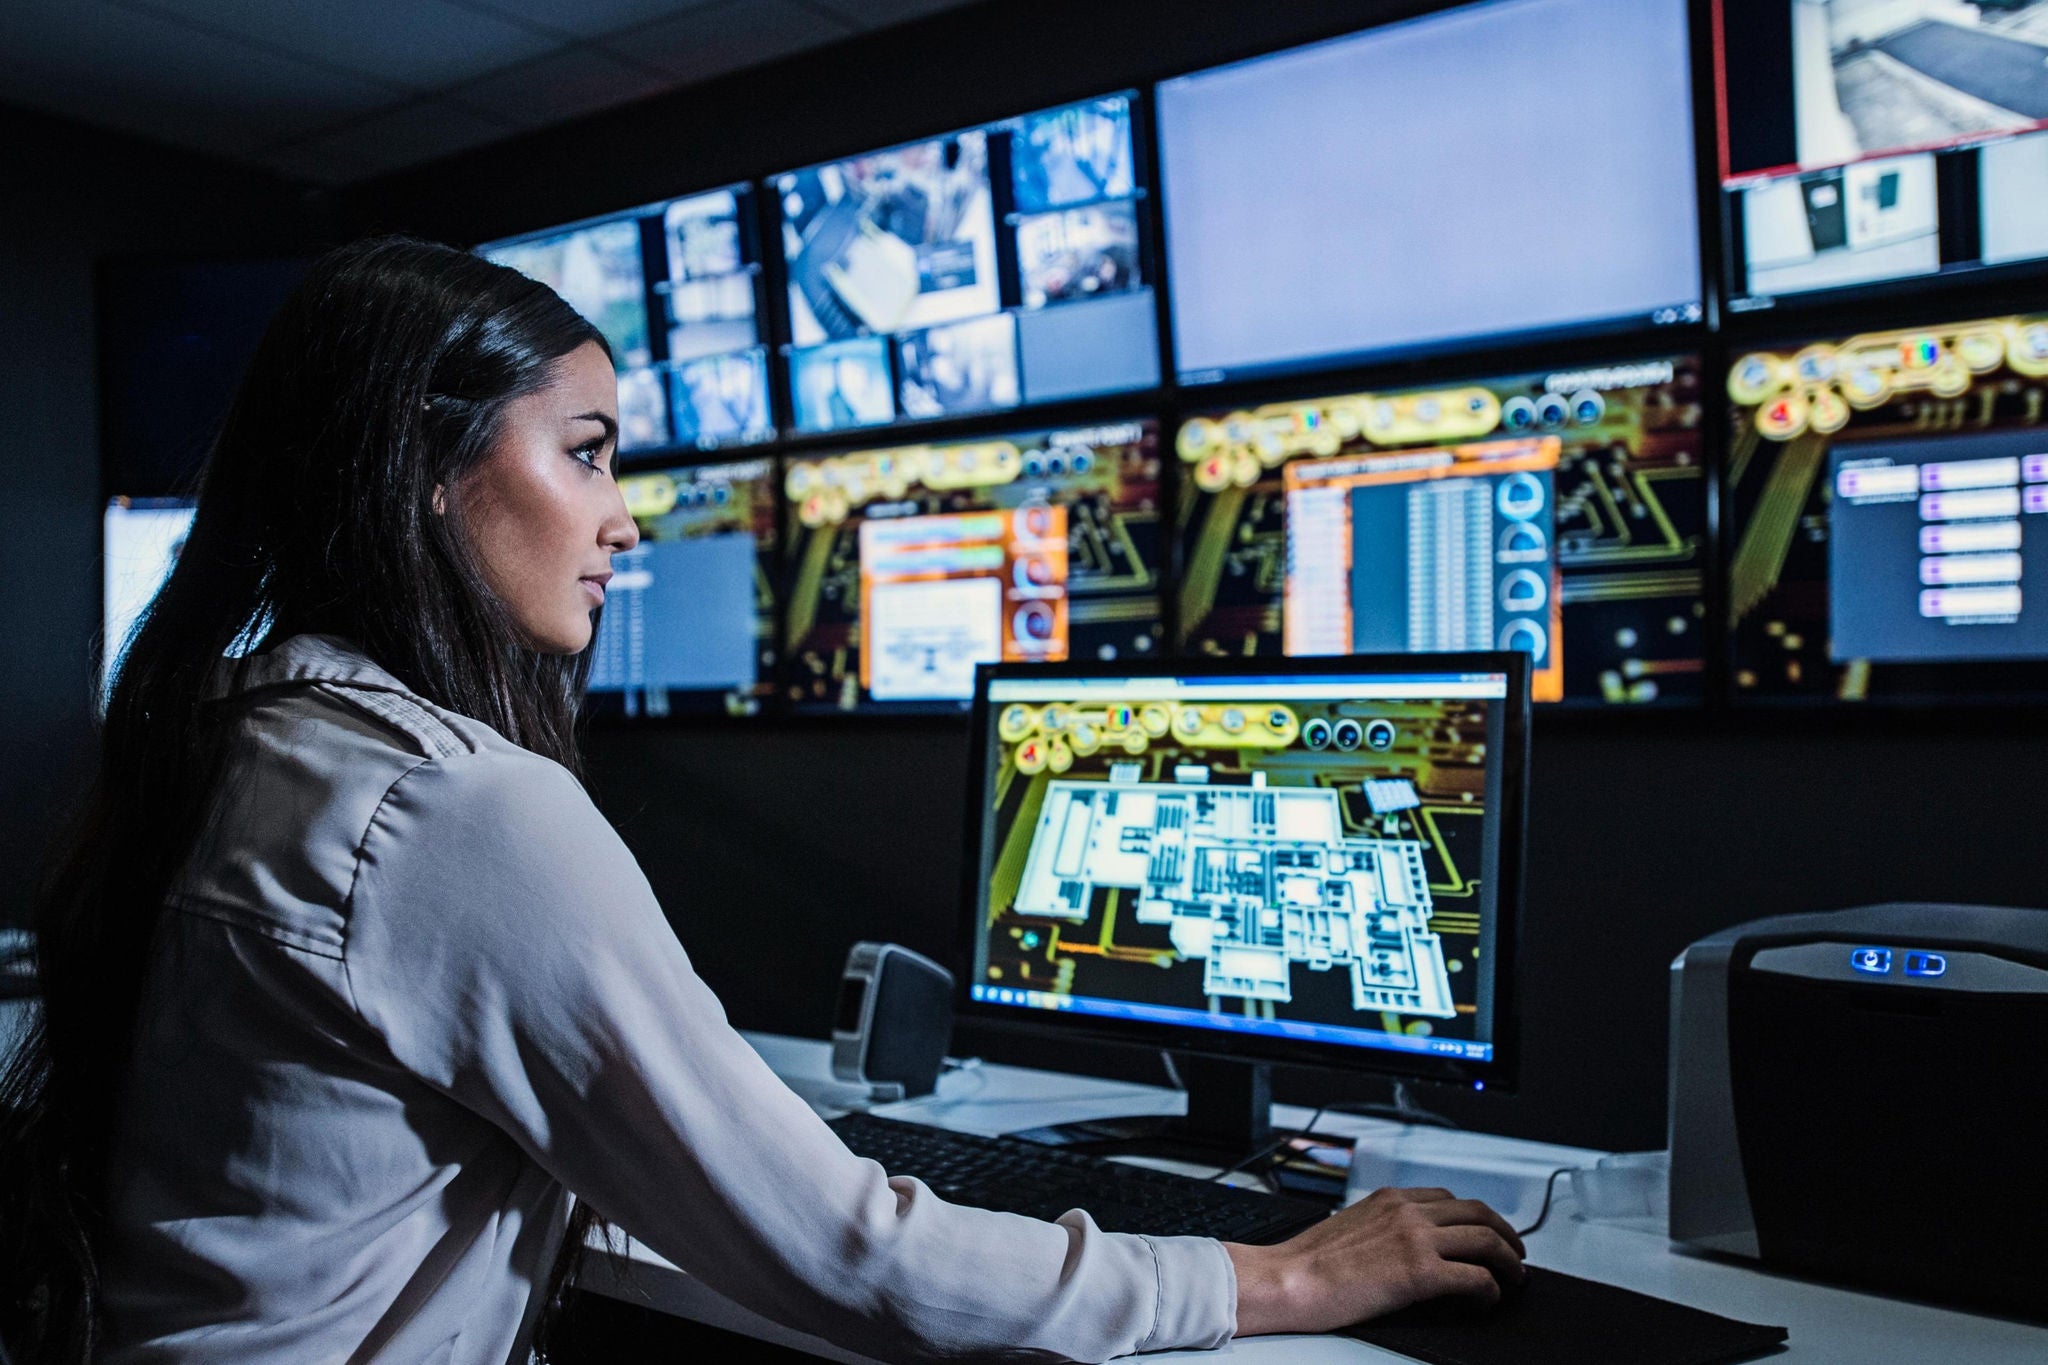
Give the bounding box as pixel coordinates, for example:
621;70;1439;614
1904;952;1947;979
1850;947;1893;975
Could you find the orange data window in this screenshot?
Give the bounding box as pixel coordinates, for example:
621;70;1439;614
1279;437;1565;702
857;506;1069;701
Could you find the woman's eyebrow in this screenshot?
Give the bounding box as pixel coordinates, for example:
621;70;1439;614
571;411;618;441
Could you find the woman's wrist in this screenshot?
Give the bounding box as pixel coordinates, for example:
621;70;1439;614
1223;1241;1296;1337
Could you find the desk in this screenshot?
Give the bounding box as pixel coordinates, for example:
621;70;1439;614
579;1032;2048;1363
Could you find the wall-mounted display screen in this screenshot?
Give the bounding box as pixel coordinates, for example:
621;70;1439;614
586;458;778;717
1156;0;1702;388
1717;1;2048;311
772;92;1159;436
103;496;196;701
1726;312;2048;701
1176;356;1707;704
782;420;1164;709
479;186;774;455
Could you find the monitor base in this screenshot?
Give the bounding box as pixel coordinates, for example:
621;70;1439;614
1008;1054;1280;1168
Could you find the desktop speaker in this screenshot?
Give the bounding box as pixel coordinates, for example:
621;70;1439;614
1669;902;2048;1321
830;943;954;1101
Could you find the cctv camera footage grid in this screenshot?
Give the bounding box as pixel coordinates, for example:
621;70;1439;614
480;186;773;455
1174;356;1706;705
1726;310;2048;702
783;421;1163;710
1718;0;2048;305
774;93;1159;435
970;682;1504;1061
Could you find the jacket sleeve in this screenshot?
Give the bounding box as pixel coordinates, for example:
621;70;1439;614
341;747;1238;1362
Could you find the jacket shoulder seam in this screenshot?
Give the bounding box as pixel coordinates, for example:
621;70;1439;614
310;681;475;760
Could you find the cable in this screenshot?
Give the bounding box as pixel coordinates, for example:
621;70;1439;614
1515;1166;1575;1238
1207;1102;1335;1191
1158;1049;1185;1092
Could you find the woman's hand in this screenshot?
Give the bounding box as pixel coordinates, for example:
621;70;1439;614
1225;1185;1526;1336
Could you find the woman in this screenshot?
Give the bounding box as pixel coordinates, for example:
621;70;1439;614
0;239;1522;1363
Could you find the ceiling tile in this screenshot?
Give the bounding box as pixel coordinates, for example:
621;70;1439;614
600;0;853;84
282;98;517;177
113;0;558;91
446;46;675;130
252;140;383;188
459;0;721;43
0;0;395;158
803;0;980;30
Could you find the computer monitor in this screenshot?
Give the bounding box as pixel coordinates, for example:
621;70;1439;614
1176;355;1708;705
771;91;1160;436
585;458;778;718
782;419;1164;712
103;496;196;702
1727;311;2048;703
959;653;1529;1150
478;185;773;455
1155;0;1701;388
1716;0;2048;312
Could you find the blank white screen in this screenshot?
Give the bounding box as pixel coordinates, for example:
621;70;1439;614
1158;0;1701;381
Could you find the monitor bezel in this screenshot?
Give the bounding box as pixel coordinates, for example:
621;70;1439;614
955;649;1530;1092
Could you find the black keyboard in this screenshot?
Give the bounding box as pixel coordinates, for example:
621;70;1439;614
829;1110;1329;1246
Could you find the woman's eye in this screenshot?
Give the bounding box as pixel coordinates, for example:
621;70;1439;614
571;442;608;474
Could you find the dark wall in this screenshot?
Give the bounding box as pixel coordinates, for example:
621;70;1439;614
334;0;2048;1149
0;103;317;926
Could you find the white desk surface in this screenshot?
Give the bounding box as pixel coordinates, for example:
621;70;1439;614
578;1032;2048;1364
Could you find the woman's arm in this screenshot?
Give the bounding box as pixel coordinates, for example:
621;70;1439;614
343;748;1237;1362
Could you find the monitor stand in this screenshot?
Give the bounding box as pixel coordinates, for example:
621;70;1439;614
1010;1054;1279;1168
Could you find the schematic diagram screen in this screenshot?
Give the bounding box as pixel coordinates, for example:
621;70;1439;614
1176;355;1705;704
967;671;1509;1063
1727;312;2048;702
585;458;778;717
784;420;1162;710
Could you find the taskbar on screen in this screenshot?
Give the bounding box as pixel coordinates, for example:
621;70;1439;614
967;984;1491;1062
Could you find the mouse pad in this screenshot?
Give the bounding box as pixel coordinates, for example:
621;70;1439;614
1346;1264;1788;1365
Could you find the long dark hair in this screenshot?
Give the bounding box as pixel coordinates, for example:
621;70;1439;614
0;237;611;1361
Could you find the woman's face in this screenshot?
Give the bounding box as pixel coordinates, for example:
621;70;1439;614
452;341;639;654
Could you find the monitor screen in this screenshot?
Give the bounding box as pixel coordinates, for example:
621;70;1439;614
585;458;778;717
783;420;1164;710
1727;312;2048;702
1176;356;1708;705
1717;1;2048;311
962;658;1524;1084
103;496;196;700
772;92;1160;435
479;186;773;455
1156;0;1702;387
